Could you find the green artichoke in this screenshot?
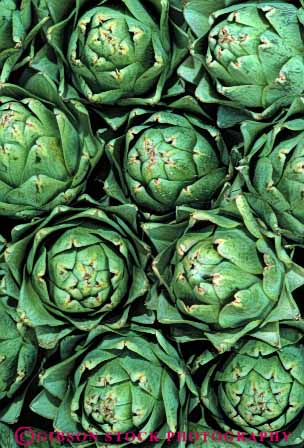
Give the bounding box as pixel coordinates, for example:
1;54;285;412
235;115;304;242
0;81;103;219
3;201;150;348
146;199;304;351
194;325;304;446
105;110;229;216
30;328;196;443
38;0;188;105
179;1;304;124
0;299;38;424
0;0;48;82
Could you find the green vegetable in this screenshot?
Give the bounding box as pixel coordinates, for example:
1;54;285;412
30;328;196;443
0;299;38;424
0;0;303;440
2;200;151;349
179;1;304;125
38;0;188;105
105;110;229;216
0;80;103;219
0;0;48;82
193;324;304;446
0;423;18;448
235;114;304;242
146;199;304;351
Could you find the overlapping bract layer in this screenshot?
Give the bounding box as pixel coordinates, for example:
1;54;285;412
0;300;37;424
0;1;303;445
3;203;150;348
0;0;48;82
236;115;304;242
31;329;195;441
207;3;304;109
148;200;303;350
39;0;188;105
195;326;304;445
180;1;304;125
0;83;103;219
105;110;228;216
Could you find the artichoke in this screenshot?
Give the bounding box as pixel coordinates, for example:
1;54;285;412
105;110;229;217
179;1;304;124
0;0;48;82
3;200;150;348
146;199;304;351
235;114;304;242
0;299;38;424
194;325;304;446
38;0;188;105
30;328;196;443
0;81;103;219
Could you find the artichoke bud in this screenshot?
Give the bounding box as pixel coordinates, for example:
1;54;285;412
0;95;103;218
124;117;227;214
4;204;149;343
242;120;304;240
195;2;304;112
199;331;304;436
67;6;161;101
169;213;292;331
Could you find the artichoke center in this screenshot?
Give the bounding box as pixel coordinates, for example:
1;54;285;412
126;126;219;211
215;347;304;432
83;357;163;433
68;7;157;96
47;228;127;313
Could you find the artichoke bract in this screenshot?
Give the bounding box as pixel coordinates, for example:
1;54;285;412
41;0;188;105
30;328;196;443
3;201;150;348
146;198;304;351
180;1;304;125
0;0;48;82
0;300;38;424
105;110;229;217
194;325;304;446
0;82;103;219
0;423;18;448
236;115;304;242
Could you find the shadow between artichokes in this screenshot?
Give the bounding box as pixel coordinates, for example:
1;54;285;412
2;199;151;349
190;323;304;447
179;1;304;127
0;77;104;219
104;109;230;221
33;0;188;106
30;327;196;446
144;196;304;352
